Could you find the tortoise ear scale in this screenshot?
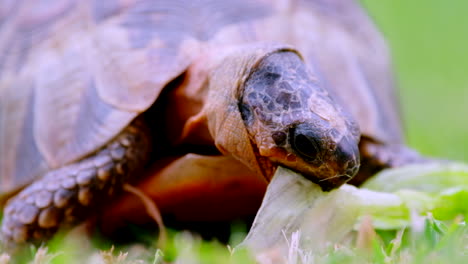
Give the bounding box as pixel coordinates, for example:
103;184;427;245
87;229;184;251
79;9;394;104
271;131;287;146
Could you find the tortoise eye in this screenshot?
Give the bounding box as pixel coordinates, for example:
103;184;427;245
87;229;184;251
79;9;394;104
290;124;322;161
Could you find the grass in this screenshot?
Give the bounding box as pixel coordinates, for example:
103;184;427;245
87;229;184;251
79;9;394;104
360;0;468;161
1;215;467;263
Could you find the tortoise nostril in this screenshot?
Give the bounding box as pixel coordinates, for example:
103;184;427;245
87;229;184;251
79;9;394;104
290;124;322;161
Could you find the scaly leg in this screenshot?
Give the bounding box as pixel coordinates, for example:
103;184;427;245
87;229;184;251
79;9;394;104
1;120;151;243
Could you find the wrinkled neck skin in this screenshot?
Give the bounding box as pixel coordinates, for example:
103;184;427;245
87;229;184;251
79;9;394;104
202;44;361;191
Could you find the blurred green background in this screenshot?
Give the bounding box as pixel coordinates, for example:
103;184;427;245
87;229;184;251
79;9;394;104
360;0;468;161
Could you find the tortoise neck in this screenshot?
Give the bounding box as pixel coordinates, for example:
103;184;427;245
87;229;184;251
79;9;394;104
162;58;213;146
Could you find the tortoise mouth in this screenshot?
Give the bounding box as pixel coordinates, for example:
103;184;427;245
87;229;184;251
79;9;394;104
273;159;355;191
297;170;352;191
256;130;360;191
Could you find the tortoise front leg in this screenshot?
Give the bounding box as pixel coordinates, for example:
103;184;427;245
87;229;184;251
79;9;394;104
349;137;426;186
1;120;151;243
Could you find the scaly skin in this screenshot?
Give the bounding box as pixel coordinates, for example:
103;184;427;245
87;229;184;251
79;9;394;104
1;120;151;243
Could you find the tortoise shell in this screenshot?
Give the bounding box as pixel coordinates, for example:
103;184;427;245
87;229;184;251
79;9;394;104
0;0;401;194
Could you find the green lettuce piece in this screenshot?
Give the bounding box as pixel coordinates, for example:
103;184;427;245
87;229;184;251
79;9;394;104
432;187;468;220
362;162;468;193
362;162;468;227
241;163;468;254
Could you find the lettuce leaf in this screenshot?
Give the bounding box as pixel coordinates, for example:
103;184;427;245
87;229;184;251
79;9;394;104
240;163;468;254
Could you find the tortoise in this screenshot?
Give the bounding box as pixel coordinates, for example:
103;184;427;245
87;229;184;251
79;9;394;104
0;0;424;243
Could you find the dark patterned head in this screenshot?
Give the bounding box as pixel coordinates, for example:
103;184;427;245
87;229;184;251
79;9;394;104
239;51;360;190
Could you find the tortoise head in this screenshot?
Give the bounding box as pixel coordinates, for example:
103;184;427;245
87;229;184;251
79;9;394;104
238;50;360;190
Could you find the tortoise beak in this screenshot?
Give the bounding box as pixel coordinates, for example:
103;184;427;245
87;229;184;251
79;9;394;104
318;135;360;191
335;135;360;176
